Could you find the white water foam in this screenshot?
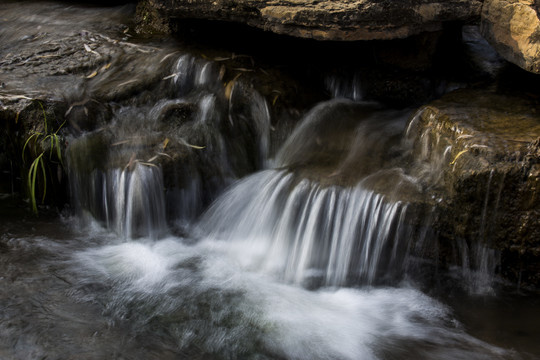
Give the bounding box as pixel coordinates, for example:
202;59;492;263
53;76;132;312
72;235;512;360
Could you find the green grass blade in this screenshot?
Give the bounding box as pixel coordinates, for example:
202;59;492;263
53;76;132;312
54;118;67;134
38;101;48;134
22;133;40;162
28;153;44;214
49;134;54;157
39;156;47;204
28;155;40;214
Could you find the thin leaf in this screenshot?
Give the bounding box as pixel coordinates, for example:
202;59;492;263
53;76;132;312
86;70;98;79
54;118;67;134
100;63;111;71
49;134;55;157
54;135;63;165
28;154;43;214
38;102;47;133
84;44;100;56
156;152;172;158
450;149;468;165
22;133;40;162
39;157;47;204
184;143;205;150
139;162;157;168
162;73;178;80
29;165;37;213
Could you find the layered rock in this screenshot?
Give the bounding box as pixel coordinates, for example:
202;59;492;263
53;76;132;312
136;0;482;40
481;0;540;74
407;89;540;287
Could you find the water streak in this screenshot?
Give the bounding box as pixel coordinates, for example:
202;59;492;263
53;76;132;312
325;72;363;101
199;170;412;287
69;163;167;239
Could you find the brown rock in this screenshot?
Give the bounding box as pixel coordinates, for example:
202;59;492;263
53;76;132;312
136;0;482;40
407;89;540;287
481;0;540;74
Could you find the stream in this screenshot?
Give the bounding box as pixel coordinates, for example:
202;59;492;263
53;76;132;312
1;2;540;360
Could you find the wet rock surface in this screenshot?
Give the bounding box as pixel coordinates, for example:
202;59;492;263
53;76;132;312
408;89;540;287
136;0;482;41
0;2;300;213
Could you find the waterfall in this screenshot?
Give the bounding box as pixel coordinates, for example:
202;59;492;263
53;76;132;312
199;170;413;287
325;72;363;101
66;52;271;236
68;161;167;240
64;49;501;293
3;4;533;359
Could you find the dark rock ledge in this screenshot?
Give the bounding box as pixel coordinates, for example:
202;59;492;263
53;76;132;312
137;0;540;76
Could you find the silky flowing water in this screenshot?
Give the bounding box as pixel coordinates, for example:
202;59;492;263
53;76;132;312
1;2;540;360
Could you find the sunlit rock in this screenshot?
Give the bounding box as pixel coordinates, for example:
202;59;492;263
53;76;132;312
136;0;482;40
407;89;540;287
481;0;540;74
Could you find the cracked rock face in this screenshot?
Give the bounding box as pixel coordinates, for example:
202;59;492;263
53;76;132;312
481;0;540;74
136;0;482;40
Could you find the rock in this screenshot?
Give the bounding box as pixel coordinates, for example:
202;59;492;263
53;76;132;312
481;0;540;74
136;0;482;41
0;2;165;201
407;89;540;287
0;2;291;219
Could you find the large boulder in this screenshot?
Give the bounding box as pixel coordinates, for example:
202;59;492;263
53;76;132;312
407;89;540;287
136;0;482;40
481;0;540;74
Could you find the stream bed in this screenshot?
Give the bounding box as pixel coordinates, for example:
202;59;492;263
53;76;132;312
0;195;539;359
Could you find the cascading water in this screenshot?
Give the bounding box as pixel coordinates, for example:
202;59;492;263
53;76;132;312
59;61;515;357
1;3;536;359
66;51;271;238
199;170;412;287
69;162;167;239
325;72;363;101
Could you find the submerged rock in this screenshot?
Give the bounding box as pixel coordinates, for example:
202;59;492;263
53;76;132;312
481;0;540;74
407;89;540;287
136;0;482;41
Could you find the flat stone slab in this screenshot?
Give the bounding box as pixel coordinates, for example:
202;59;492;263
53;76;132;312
136;0;482;40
